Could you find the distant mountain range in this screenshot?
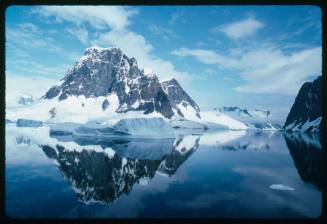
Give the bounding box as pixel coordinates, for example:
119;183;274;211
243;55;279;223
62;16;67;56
17;96;36;105
214;106;270;118
214;106;281;130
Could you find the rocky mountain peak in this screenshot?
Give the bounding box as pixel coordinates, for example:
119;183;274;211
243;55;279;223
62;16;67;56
43;46;200;119
284;76;322;132
162;78;201;118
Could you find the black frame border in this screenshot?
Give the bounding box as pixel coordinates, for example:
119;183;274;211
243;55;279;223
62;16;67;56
0;0;326;224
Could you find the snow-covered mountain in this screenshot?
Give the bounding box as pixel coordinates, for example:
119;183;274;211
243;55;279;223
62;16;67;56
17;96;36;105
284;76;322;133
214;106;281;130
7;46;251;133
42;46;199;120
214;106;270;119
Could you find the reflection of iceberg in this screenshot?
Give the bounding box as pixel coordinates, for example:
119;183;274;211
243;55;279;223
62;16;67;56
38;134;200;204
284;133;323;190
112;138;174;160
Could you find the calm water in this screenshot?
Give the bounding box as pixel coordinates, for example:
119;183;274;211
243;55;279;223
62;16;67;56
5;125;323;218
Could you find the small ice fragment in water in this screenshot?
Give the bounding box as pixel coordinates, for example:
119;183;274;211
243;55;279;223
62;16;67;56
269;184;294;191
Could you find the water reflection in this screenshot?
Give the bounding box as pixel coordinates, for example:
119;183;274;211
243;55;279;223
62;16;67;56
200;130;278;151
284;133;323;190
6;125;323;218
39;134;200;204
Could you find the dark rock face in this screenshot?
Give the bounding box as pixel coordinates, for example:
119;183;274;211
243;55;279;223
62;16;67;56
284;76;322;132
102;99;109;111
161;78;201;118
43;47;199;119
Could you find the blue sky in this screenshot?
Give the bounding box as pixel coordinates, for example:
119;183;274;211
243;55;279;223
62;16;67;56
5;6;322;121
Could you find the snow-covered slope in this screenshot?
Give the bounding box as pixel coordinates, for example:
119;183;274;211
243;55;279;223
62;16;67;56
41;46;199;120
201;111;248;130
214;106;281;130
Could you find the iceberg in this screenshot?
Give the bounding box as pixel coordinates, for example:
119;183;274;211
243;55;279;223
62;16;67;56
16;118;43;127
113;117;175;138
49;118;175;139
269;184;294;191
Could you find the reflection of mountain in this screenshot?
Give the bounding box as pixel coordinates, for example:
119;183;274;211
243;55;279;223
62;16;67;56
41;144;161;204
158;135;200;175
284;133;323;190
39;135;200;204
16;135;32;146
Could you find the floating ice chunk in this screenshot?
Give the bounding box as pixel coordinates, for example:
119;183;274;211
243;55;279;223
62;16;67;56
16;118;43;127
113;117;175;138
269;184;294;191
50;122;81;135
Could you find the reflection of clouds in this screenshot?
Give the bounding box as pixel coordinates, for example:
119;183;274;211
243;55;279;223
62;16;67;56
199;130;246;146
169;191;237;209
6;126;55;166
231;166;321;218
6;165;64;183
201;130;289;153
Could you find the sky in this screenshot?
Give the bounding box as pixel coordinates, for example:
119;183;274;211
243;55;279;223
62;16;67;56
5;5;322;122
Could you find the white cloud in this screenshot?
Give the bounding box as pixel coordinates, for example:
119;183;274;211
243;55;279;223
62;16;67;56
235;47;322;94
6;22;61;53
92;30;193;84
6;74;58;107
66;27;89;45
17;22;39;33
147;25;175;41
6;58;72;78
213;17;264;40
171;46;322;94
35;6;137;30
168;12;185;26
35;6;194;86
171;47;239;68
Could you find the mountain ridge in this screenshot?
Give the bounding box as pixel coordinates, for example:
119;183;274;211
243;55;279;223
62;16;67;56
42;46;199;120
284;76;322;133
